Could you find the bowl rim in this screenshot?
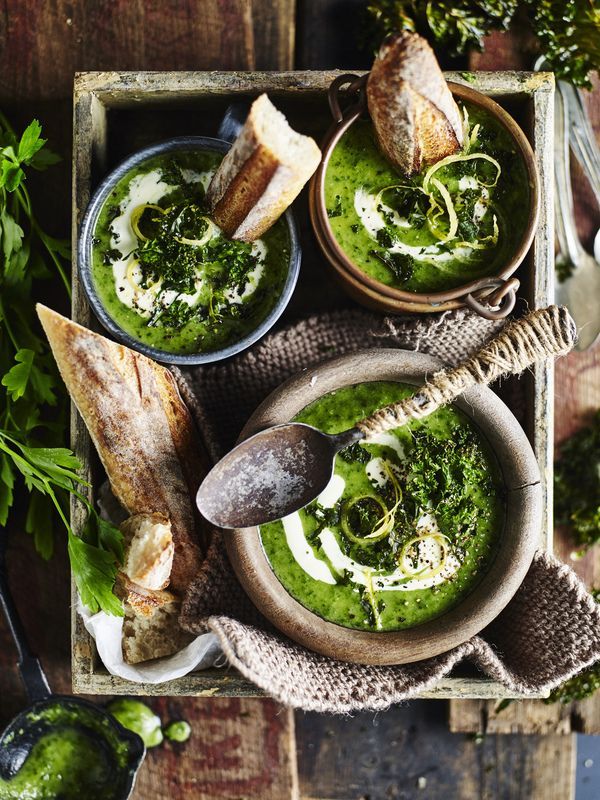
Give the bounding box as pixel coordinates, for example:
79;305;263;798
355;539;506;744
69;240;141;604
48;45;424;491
309;80;540;314
77;136;301;366
226;348;542;665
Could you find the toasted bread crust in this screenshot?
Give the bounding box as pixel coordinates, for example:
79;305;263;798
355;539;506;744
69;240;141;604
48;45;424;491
207;93;321;241
211;144;279;238
37;305;209;593
115;575;178;617
367;32;463;175
121;596;194;664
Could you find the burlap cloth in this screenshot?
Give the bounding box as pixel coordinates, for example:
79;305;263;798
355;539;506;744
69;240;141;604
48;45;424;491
174;309;600;713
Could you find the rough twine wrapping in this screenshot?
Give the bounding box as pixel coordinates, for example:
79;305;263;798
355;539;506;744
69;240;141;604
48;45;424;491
175;308;600;713
358;305;577;436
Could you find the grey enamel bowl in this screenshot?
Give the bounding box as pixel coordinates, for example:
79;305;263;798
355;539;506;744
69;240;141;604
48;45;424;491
78;136;301;365
226;349;542;665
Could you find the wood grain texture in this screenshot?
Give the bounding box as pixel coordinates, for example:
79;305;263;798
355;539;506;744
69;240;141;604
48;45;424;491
130;698;298;800
0;0;261;101
253;0;296;70
297;703;575;800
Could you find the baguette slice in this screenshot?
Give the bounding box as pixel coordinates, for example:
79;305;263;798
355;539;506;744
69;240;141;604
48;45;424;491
116;579;192;664
121;596;193;664
206;93;321;241
37;305;209;593
120;512;173;591
366;32;464;175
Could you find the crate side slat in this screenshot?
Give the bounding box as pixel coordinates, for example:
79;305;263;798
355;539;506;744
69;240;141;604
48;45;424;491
71;88;108;684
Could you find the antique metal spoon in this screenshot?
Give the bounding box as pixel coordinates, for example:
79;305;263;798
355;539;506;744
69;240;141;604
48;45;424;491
196;306;576;529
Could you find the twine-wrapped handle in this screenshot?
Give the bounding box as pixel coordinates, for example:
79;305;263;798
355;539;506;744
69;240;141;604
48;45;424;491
357;305;577;438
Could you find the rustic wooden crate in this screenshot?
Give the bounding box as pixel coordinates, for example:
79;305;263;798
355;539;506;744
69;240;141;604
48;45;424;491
72;70;554;698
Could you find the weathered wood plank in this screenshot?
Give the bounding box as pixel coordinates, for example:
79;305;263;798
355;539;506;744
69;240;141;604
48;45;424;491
253;0;296;70
297;703;575;800
449;699;572;736
130;698;298;800
0;0;263;102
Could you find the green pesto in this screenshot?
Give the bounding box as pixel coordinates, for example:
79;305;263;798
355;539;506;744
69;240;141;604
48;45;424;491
164;721;192;743
260;381;504;631
325;102;529;293
91;149;290;355
0;704;131;800
107;699;163;748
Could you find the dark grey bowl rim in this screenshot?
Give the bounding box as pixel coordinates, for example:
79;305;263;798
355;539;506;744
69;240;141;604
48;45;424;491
78;136;301;365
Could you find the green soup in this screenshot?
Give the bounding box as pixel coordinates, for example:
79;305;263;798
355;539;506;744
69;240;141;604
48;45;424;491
91;149;291;355
325;102;530;293
260;381;504;631
0;704;132;800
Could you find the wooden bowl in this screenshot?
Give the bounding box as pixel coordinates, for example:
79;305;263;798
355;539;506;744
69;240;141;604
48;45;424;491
309;78;540;321
226;349;542;665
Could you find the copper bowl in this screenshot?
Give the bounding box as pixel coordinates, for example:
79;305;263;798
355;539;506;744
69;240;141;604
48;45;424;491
226;349;541;665
309;74;540;320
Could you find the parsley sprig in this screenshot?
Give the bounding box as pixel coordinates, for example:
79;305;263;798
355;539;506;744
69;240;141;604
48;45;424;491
0;115;123;616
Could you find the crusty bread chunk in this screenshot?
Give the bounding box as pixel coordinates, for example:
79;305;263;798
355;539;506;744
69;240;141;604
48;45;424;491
37;305;209;594
121;596;194;664
121;512;174;591
115;575;177;618
207;93;321;241
117;576;193;664
367;32;464;175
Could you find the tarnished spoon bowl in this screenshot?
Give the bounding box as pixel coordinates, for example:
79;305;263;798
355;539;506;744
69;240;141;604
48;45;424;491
197;424;363;528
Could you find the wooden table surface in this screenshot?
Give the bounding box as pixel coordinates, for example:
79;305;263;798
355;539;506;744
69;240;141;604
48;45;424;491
0;2;598;798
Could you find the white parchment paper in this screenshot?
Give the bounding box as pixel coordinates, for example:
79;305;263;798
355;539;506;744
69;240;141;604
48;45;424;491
78;601;222;684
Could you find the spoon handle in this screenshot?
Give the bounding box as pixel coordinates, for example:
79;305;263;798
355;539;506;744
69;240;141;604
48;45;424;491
357;305;576;437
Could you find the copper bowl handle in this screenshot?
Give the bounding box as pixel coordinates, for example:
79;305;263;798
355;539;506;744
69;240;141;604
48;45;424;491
463;277;520;320
328;73;367;123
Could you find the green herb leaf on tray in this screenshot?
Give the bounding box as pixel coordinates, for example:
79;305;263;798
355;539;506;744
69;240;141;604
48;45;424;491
365;1;517;56
68;530;124;617
532;1;600;89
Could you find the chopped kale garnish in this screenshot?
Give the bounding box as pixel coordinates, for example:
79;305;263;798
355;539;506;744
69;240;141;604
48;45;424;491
102;247;122;266
339;441;370;464
369;249;414;283
128;199;261;332
457;215;479;242
305;505;341;542
160;159;184;186
376;227;396;249
327;195;344;218
148;299;199;329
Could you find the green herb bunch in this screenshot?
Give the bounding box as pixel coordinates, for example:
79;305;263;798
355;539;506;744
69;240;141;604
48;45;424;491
554;410;600;551
366;0;600;88
0;114;123;615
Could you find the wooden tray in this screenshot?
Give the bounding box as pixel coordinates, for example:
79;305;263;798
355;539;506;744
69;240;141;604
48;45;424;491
71;70;554;698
